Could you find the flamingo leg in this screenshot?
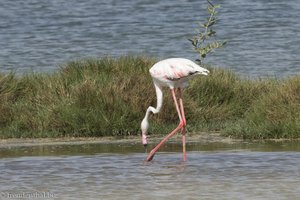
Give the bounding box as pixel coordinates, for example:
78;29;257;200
146;88;184;161
178;88;187;161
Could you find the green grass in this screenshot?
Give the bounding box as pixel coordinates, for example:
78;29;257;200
0;55;299;139
226;76;300;139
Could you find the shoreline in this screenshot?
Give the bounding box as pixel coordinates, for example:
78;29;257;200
0;132;239;148
0;132;298;149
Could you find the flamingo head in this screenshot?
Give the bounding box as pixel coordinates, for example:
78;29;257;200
141;118;149;148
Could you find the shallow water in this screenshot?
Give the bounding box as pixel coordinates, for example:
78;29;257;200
1;0;299;77
0;141;300;199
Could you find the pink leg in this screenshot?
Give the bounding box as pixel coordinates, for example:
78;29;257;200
146;88;184;161
178;89;187;161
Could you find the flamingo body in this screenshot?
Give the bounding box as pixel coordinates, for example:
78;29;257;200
141;58;209;161
149;58;209;88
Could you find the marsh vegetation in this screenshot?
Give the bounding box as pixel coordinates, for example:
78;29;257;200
0;56;299;139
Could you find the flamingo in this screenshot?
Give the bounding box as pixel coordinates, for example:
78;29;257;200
141;58;209;161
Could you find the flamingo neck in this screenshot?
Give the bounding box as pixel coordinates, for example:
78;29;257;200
152;81;163;113
141;81;163;145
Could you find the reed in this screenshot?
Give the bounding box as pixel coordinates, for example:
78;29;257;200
0;56;299;139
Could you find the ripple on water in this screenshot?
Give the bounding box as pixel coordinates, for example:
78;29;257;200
0;0;299;77
1;151;300;199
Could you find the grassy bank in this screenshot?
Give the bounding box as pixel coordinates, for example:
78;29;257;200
0;56;299;139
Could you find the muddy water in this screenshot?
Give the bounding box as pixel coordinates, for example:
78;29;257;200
0;140;299;199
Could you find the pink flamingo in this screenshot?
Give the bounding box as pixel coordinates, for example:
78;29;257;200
141;58;209;161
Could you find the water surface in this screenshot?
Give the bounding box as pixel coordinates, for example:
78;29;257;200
0;0;299;77
1;141;300;199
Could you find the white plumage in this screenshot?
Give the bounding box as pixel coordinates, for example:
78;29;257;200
149;58;209;88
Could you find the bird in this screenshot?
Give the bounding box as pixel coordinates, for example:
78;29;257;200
141;58;209;161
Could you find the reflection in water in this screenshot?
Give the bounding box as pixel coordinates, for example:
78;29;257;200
0;141;300;199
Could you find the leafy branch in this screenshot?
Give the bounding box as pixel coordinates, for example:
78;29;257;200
189;0;226;63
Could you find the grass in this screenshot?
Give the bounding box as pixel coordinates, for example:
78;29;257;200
226;76;300;139
0;55;299;139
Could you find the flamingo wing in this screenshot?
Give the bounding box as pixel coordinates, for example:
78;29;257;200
150;58;199;80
